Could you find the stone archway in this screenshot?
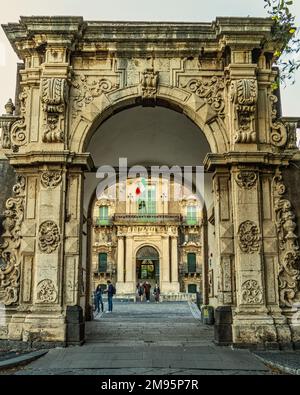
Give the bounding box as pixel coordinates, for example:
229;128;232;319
0;17;299;348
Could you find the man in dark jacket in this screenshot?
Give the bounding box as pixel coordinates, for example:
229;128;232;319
104;280;115;313
143;281;151;302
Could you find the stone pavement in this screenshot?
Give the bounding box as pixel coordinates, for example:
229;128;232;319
15;302;274;375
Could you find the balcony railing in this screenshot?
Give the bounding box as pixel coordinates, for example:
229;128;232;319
181;216;202;226
93;214;201;226
93;217;113;226
114;213;181;224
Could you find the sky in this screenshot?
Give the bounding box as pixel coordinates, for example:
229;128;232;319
0;0;299;116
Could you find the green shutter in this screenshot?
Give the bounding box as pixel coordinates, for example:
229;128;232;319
98;253;107;272
187;253;196;273
99;206;109;225
187;206;197;225
188;284;197;293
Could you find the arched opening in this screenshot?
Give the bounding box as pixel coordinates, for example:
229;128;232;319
136;246;160;296
82;103;215;329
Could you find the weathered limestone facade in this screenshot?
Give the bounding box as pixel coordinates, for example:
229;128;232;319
0;16;300;347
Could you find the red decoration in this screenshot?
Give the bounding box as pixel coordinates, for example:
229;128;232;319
136;187;141;195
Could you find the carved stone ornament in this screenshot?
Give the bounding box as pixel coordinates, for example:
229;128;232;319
182;76;225;118
140;68;159;99
71;74;118;117
238;220;261;254
41;78;67;143
37;279;58;303
241;279;263;304
38;221;61;254
230;79;258;143
0;176;26;305
273;171;300;307
285;121;298;150
41;171;62;189
235;171;257;189
269;94;288;148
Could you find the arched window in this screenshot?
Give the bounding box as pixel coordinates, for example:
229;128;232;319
187;253;196;273
98;253;108;272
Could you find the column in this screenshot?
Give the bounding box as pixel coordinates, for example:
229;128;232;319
161;235;170;292
124;236;135;293
171;236;180;292
117;236;124;283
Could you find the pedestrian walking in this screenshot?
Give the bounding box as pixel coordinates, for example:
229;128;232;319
94;284;104;314
153;283;160;303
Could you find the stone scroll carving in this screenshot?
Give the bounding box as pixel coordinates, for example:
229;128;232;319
273;171;300;307
238;220;261;254
269;94;288;148
235;171;257;189
0;93;28;152
71;74;119;117
0;176;26;305
41;78;67;143
230;79;258;143
182;76;225;118
241;280;263;304
140;68;159;99
37;279;58;303
41;171;62;189
38;221;61;254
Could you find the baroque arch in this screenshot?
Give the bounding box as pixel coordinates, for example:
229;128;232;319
70;87;228;155
0;16;299;349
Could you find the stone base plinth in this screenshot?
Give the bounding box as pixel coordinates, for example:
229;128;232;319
161;282;180;293
116;282;135;294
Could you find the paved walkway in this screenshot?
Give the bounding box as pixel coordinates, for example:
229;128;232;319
16;302;273;375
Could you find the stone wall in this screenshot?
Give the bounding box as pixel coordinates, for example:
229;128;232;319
0;159;16;238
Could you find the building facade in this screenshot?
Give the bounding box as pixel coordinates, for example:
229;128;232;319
0;17;299;348
90;178;203;299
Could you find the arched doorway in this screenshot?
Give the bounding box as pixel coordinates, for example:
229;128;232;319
136;246;160;291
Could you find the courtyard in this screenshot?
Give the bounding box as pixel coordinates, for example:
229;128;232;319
11;302;274;375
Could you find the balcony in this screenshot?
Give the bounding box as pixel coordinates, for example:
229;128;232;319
181;216;202;227
93;217;113;227
114;213;181;224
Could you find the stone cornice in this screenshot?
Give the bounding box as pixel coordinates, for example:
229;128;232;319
204;152;293;171
2;16;275;59
5;151;93;170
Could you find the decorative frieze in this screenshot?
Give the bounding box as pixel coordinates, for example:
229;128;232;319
37;279;58;303
241;279;263;304
71;74;118;117
140;68;159;99
41;171;62;189
273;171;300;307
235;171;257;189
38;221;61;254
269;94;288;148
230;79;258;143
182;76;225;118
238;220;261;254
0;176;26;305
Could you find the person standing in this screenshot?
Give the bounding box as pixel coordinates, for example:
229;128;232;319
104;280;115;313
143;281;151;303
94;284;104;314
137;282;144;302
153;283;160;304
